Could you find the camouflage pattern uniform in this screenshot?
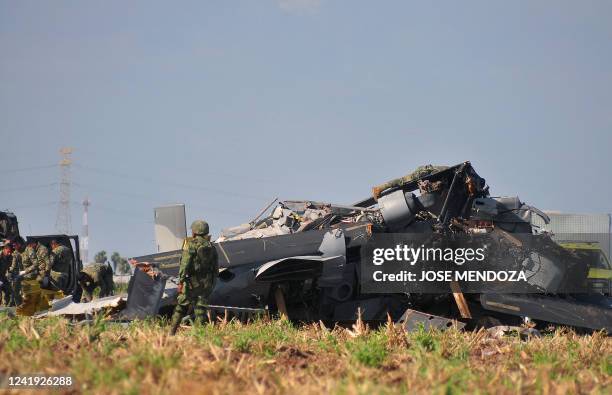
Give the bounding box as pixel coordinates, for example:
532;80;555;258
50;243;72;291
0;247;12;305
170;220;218;335
21;245;38;281
372;164;449;200
20;243;51;281
9;247;23;306
16;243;53;316
79;263;114;302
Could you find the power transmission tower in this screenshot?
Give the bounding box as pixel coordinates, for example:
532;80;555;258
81;197;90;263
55;147;73;234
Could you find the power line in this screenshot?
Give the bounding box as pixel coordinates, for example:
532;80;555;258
73;182;153;200
0;164;58;175
89;203;153;223
0;183;57;193
73;164;270;201
72;182;252;217
6;202;58;210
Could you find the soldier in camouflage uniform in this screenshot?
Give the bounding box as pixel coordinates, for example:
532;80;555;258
0;242;13;305
20;240;52;282
170;220;218;335
8;238;24;306
372;164;449;200
49;240;73;292
78;262;114;302
16;240;52;315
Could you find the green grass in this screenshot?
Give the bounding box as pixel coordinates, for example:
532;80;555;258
348;335;388;367
0;312;610;394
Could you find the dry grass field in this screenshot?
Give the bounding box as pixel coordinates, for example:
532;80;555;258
0;313;610;394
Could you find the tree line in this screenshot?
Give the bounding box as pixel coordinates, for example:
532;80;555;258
93;250;131;274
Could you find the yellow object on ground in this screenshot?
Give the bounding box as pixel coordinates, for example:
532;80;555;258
16;280;64;316
16;279;45;316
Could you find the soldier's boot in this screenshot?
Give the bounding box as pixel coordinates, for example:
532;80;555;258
194;296;209;326
12;281;22;306
194;307;207;326
5;288;13;307
169;313;182;336
169;306;186;336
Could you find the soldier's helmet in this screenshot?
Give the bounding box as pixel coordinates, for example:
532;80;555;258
191;220;209;236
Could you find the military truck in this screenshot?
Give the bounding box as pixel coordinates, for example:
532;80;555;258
558;241;612;295
26;235;84;297
0;210;83;298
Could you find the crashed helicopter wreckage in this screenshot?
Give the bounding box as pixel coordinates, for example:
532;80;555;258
42;162;612;332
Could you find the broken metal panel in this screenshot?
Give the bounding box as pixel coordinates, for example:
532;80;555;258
480;293;612;332
131;250;182;277
487;325;541;339
255;256;345;283
205;304;267;322
318;229;346;257
34;295;126;318
215;226;338;268
253;228;348;283
208;262;271;308
121;268;167;320
217;201;375;242
377;190;420;231
132;224;371;276
471;197;538;233
397;309;466;332
353;163;467;208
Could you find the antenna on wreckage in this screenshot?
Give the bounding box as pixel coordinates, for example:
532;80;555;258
249;197;278;227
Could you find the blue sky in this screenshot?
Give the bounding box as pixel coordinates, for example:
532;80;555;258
1;0;611;258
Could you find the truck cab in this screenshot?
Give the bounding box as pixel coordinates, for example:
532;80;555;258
558;241;612;295
26;235;83;296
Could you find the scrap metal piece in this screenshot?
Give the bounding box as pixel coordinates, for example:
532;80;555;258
377;190;421;230
120;267;167;320
396;309;465;332
480;293;612;332
487;325;542;339
450;281;472;319
318;229;346;257
205;304;267;322
274;287;288;319
34;295;126;318
255;256;344;282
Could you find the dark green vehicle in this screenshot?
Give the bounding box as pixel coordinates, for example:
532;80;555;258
0;211;20;241
26;235;83;297
1;210;83;298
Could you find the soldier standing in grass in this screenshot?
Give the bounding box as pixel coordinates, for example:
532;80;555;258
170;219;218;335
